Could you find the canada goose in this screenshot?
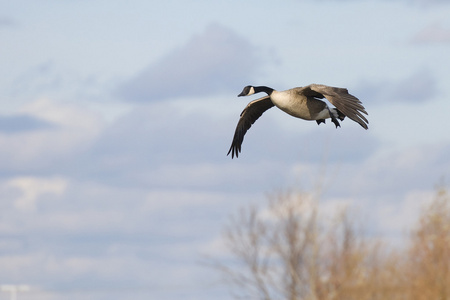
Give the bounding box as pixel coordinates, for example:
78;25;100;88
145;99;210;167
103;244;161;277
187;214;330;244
227;84;369;158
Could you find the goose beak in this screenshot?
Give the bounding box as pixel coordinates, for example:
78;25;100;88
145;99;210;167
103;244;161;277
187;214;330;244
238;91;246;97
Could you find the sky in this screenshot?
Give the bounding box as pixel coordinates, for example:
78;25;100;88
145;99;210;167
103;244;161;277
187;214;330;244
0;0;450;299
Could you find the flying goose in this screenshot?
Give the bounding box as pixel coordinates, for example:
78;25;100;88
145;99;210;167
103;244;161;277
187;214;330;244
227;84;369;158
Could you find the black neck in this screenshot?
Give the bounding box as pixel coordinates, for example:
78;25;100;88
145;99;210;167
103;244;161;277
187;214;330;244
254;86;274;95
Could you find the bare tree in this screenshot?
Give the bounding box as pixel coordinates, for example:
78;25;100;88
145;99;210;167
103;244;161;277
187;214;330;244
215;186;450;300
217;191;385;300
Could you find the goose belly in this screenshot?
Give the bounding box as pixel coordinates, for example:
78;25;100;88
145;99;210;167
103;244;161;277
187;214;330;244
273;98;316;120
271;93;329;120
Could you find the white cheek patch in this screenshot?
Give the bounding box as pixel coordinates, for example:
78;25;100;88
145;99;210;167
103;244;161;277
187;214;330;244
248;86;255;95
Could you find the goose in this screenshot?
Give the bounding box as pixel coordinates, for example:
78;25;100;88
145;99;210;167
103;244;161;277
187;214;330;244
227;84;369;158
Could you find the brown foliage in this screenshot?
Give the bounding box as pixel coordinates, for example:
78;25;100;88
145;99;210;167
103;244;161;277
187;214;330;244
404;187;450;300
216;187;450;300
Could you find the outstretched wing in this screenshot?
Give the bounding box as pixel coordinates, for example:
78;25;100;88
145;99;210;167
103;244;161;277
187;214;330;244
300;84;369;129
227;96;274;158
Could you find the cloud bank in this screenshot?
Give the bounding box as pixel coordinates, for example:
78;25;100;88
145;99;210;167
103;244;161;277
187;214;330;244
356;69;438;104
0;114;55;133
118;24;263;102
411;23;450;44
0;16;15;28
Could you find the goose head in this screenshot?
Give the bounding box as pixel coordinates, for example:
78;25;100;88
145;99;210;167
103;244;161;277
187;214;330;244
238;85;256;97
238;85;274;97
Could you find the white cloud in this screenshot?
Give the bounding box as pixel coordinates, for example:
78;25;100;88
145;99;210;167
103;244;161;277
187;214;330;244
0;16;15;28
411;23;450;43
391;69;438;101
5;177;68;211
356;69;438;104
0;175;234;299
327;142;450;198
19;98;100;130
0;98;104;172
9;61;107;107
118;23;264;102
0;114;54;133
374;189;435;234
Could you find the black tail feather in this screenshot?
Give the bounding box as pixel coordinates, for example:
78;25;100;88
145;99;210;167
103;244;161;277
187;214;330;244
336;109;346;121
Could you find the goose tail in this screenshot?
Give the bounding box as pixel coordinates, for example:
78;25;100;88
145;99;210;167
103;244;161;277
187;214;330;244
333;108;346;121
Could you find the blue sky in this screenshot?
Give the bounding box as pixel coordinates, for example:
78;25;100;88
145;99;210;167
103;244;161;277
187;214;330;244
1;0;450;299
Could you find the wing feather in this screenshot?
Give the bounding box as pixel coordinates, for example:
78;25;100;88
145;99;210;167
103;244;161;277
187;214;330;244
227;96;274;158
305;84;369;129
